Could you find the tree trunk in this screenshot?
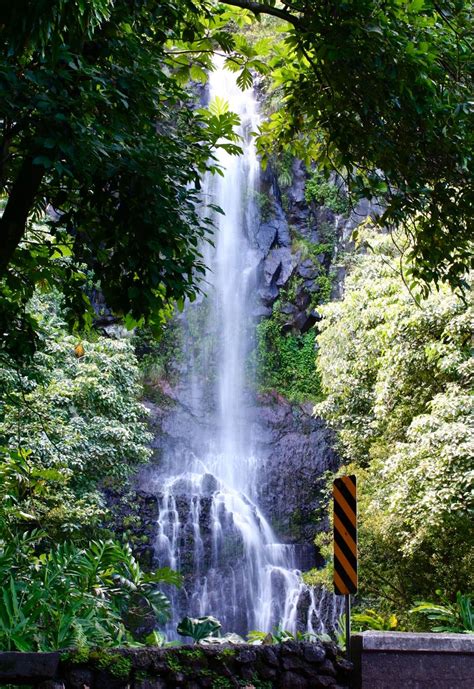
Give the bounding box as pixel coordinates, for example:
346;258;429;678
0;155;45;274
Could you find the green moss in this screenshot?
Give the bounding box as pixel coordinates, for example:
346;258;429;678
313;273;334;304
178;648;205;660
167;655;184;673
91;651;132;678
274;149;294;189
200;670;232;688
134;321;184;389
122;514;141;529
218;648;236;659
292;236;333;261
251;189;273;221
60;645;90;664
135;670;152;681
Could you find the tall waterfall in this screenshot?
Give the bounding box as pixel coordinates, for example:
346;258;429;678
149;59;339;639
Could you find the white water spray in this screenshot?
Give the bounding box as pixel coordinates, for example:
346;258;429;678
152;58;339;639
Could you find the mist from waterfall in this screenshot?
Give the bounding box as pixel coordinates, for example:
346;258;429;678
150;58;340;640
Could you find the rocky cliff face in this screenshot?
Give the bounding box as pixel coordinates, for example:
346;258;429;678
252;157;380;331
251;393;339;549
136;383;338;550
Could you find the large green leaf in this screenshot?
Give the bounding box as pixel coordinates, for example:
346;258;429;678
177;616;222;643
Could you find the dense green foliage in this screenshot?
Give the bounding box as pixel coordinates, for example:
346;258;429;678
0;536;179;651
1;0;472;652
177;616;222;643
304;172;350;215
0;292;182;650
1;292;151;535
305;229;473;620
410;592;473;633
255;309;321;403
3;0;470;348
0;0;244;356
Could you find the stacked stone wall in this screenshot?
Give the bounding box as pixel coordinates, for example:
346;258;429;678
0;641;351;689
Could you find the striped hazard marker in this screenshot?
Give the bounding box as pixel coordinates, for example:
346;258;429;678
333;474;357;659
333;474;358;595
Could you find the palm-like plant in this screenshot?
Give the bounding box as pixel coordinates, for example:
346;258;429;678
177;616;222;644
0;447;182;651
410;592;473;633
0;539;181;651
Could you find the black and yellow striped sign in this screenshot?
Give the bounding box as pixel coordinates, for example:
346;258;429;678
333;475;357;595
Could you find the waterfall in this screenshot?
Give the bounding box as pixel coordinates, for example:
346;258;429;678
149;58;340;640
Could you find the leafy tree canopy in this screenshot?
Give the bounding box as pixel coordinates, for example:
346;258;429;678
2;1;472;360
0;291;180;651
0;290;152;537
308;227;473;616
0;0;243;356
223;0;473;292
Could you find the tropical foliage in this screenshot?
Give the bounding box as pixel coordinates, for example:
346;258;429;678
304;172;349;215
410;592;473;633
255;312;321;403
306;228;473;619
177;616;222;644
0;291;182;650
1;292;151;534
1;0;472;653
0;0;245;357
234;0;473;292
0;537;180;651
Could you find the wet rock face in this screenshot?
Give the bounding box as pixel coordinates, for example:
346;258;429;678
251;163;336;331
124;380;342;638
251;394;339;545
139;385;339;551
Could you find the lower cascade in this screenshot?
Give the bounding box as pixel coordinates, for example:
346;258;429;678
153;470;339;639
147;58;340;639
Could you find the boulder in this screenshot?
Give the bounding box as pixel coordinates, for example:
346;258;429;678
302;642;326;664
303;278;320;293
278;671;310;689
297;259;319;280
255;221;278;256
134;681;167;689
274;206;291;247
254;399;339;544
280;302;298;315
293;309;319;334
258;283;279;307
66;667;94;689
313;676;337;688
295;286;311;311
237;649;257;664
253;303;274;319
263;248;296;288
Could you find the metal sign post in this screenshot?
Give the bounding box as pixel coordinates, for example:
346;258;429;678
333;475;357;660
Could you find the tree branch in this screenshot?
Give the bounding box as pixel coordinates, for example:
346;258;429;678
221;0;301;27
0;155;45;274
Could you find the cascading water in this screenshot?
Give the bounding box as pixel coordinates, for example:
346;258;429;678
150;59;340;639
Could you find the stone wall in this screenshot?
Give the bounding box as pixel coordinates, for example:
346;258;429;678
351;631;474;689
0;641;351;689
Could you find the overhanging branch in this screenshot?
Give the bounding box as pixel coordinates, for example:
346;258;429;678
221;0;301;27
